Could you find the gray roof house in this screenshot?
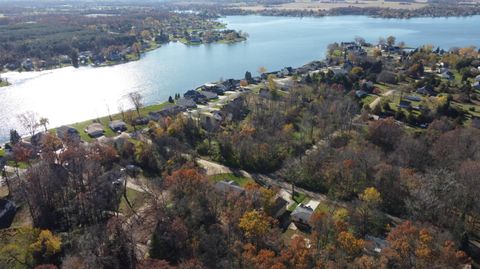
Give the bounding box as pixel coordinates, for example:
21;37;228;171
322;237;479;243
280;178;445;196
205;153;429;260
85;123;105;138
148;105;186;121
176;98;197;109
214;180;245;196
200;91;218;100
57;126;80;141
291;204;314;225
109;120;127;132
475;75;480;82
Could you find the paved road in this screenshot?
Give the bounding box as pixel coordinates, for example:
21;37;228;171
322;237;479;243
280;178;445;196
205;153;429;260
197;158;347;208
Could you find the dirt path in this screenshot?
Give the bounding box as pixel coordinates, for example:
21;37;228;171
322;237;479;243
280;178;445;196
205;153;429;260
369;89;396;110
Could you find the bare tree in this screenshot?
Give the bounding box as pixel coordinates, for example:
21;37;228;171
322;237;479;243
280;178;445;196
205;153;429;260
17;111;39;137
128;92;143;117
118;102;126;121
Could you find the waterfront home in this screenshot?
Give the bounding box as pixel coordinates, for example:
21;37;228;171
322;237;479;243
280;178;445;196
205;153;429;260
148;105;185;121
200;91;218;100
21;59;33;71
85;123;104;138
176;98;197;109
220;79;240;91
57;126;80;142
199;83;227;94
277;67;293;78
109;120;127;132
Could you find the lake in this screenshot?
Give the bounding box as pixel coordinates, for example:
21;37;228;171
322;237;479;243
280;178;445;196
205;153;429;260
1;15;480;142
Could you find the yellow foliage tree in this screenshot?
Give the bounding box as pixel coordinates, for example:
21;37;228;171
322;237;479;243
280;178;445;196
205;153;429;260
239;210;271;239
337;231;365;257
359;187;382;206
30;230;62;257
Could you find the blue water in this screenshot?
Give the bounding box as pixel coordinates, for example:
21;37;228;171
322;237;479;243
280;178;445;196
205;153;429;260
1;15;480;142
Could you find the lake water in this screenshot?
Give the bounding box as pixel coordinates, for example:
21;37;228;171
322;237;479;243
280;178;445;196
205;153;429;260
1;15;480;142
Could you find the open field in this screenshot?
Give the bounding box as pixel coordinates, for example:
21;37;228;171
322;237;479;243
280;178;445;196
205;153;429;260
232;0;427;12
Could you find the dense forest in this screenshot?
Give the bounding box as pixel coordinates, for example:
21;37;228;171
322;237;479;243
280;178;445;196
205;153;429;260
218;4;480;18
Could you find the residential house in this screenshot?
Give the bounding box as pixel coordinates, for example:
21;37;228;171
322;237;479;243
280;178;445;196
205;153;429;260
220;96;248;122
355;90;368;98
221;79;240;91
200;110;223;130
277;67;293;78
148;105;185;121
291;204;314;225
109;120;127;132
85;123;104;138
475;75;480;82
200;83;227;95
21;59;33;71
439;71;453;80
417;86;437;96
184;90;207;104
214;180;245;196
200;91;218;100
189;36;202;44
406;96;422;102
57;126;80;142
398;100;412;109
176;98;197;109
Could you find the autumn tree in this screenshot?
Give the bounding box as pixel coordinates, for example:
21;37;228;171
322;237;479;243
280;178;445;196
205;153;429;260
381;221;469;269
239;210;272;244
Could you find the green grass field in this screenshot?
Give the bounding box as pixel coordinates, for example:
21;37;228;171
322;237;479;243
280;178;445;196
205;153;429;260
208;173;254;187
118;187;146;216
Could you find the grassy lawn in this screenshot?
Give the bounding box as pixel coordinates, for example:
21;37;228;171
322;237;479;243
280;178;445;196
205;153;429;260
208;173;254;187
118;187;146;216
360;94;378;106
374;83;392;94
6;161;28;169
0;148;4;157
287;191;310;211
